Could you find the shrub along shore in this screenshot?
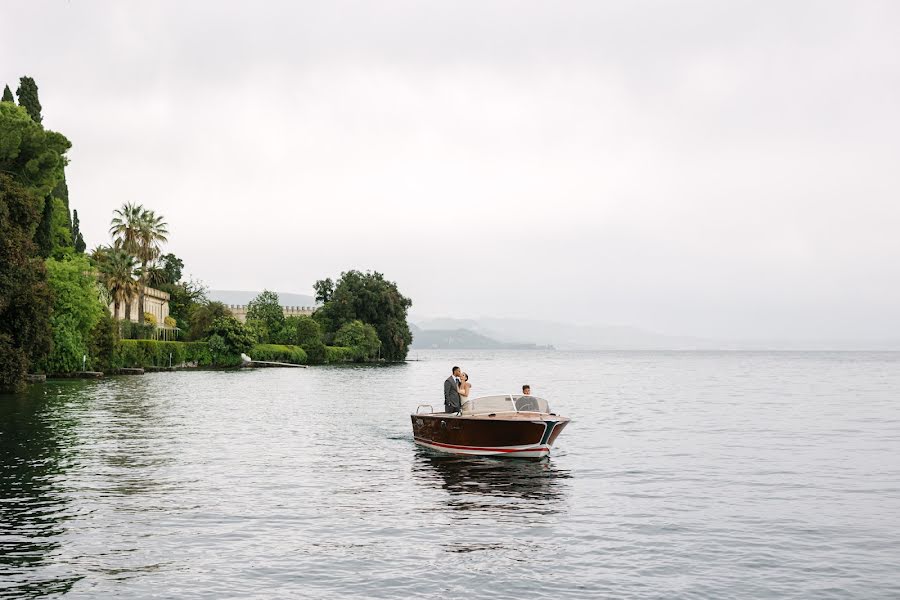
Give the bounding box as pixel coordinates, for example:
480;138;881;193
68;339;354;375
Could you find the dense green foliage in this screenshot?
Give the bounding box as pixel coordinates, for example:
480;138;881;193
158;253;183;286
206;316;254;360
0;97;70;389
34;196;53;258
1;85;13;103
43;256;105;374
245;290;284;344
0;102;69;195
89;313;120;372
72;209;86;253
289;315;326;363
15;76;42;124
250;344;307;365
334;320;381;361
325;346;354;363
0;175;53;391
118;340;213;368
187;301;231;340
160;278;206;331
313;270;412;361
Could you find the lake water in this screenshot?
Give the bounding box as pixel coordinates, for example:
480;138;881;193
1;350;899;598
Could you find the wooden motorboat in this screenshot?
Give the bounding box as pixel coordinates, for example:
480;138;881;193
411;395;570;459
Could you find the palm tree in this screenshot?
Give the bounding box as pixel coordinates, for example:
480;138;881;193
109;204;168;325
99;248;139;321
135;210;168;325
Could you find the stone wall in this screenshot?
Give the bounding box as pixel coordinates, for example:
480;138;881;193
227;304;316;323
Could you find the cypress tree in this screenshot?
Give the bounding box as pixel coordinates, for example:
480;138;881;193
1;85;13;103
16;76;42;124
35;196;54;258
72;209;86;253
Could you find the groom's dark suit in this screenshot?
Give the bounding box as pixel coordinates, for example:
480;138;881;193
444;375;461;413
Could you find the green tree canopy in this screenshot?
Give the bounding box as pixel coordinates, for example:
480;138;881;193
313;270;412;361
314;278;334;304
15;76;42;124
245;290;284;344
334;320;381;361
187;301;231;341
43;255;105;373
0;102;70;197
158;253;183;285
0;175;52;391
207;316;254;357
159;278;206;331
1;85;13;103
72;209;86;253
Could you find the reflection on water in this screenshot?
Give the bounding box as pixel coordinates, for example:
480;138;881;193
0;385;83;597
412;449;571;515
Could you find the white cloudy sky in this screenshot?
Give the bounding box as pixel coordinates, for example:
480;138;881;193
3;1;899;340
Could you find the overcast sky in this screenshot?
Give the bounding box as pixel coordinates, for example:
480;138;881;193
3;1;899;340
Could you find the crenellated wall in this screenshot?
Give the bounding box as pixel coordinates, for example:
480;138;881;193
227;304;316;323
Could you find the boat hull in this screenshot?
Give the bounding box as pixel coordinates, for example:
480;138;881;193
411;413;569;459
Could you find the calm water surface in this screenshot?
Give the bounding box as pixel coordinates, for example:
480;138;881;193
1;350;899;598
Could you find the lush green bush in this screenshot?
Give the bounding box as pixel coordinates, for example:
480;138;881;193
334;319;381;361
117;340;214;368
187;301;231;341
325;346;354;363
245;290;284;344
250;344;307;365
43;256;105;374
207;316;254;357
90;313;121;372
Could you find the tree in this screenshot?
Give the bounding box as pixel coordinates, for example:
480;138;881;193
34;196;53;258
0;102;70;196
98;248;138;320
0;175;52;391
72;209;86;253
294;316;326;364
158;277;206;330
15;76;42;124
314;270;413;361
207;316;254;357
43;256;105;373
158;253;183;285
1;85;13;103
334;320;381;361
245;290;284;344
314;278;334;304
187;301;231;341
110;203;168;325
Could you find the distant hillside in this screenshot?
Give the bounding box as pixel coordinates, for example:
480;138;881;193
412;316;713;350
409;324;548;350
209;290;317;307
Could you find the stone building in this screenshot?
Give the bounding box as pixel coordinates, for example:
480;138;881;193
110;286;171;323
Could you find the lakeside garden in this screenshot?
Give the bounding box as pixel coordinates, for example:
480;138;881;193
0;76;412;393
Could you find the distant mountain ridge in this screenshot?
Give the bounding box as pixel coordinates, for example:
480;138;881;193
209;290;316;307
411;316;900;351
409;324;550;350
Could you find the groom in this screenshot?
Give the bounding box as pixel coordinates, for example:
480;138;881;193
444;366;462;413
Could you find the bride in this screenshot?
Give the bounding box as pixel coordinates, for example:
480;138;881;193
458;372;471;408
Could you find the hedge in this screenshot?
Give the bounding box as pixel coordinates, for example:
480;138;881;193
117;340;214;368
325;346;354;363
250;344;307;365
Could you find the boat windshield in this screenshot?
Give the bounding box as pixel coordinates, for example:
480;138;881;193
462;395;550;415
